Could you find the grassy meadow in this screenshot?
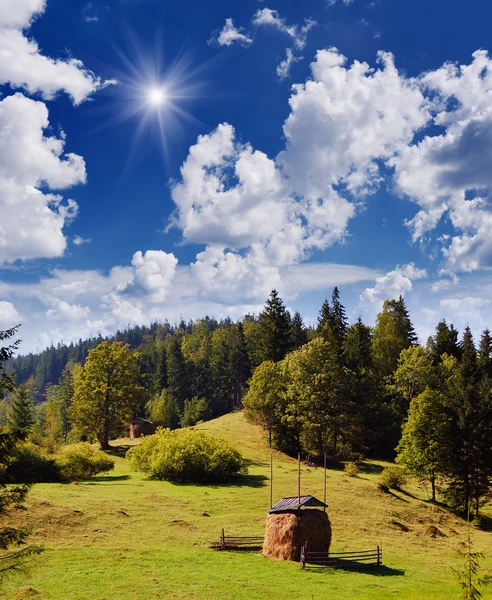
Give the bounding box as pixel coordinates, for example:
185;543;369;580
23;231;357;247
2;412;492;599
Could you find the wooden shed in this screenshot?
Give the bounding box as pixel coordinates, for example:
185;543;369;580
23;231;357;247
129;417;156;439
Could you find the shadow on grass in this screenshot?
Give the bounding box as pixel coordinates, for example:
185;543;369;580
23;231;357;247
169;473;268;489
93;474;130;482
358;462;385;475
106;445;133;459
305;564;405;577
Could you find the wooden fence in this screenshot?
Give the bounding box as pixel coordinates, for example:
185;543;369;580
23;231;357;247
210;529;264;551
300;546;382;569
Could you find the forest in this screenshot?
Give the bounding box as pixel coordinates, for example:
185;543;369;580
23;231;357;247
5;288;492;521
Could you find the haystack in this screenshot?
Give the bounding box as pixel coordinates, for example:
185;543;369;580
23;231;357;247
263;509;332;561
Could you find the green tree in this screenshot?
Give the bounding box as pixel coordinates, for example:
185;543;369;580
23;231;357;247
0;327;43;581
7;384;34;434
256;290;293;363
372;298;416;379
393;346;436;407
69;341;143;449
330;287;348;351
165;336;189;413
292;311;308;349
147;389;180;429
478;329;492;379
428;319;461;364
317;299;331;334
452;530;492;600
243;361;285;447
396;388;451;501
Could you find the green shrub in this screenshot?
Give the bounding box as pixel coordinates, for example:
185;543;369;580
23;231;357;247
344;462;360;477
6;442;60;484
56;443;115;481
180;397;212;427
380;466;407;490
127;428;246;483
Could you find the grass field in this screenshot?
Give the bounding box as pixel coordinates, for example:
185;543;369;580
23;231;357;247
1;412;492;599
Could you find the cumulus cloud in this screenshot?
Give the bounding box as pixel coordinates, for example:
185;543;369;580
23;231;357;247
0;301;21;329
359;263;427;306
73;235;91;246
0;0;113;105
0;94;85;263
131;250;178;301
211;18;253;47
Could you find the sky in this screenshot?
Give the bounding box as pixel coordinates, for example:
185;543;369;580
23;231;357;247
1;0;492;353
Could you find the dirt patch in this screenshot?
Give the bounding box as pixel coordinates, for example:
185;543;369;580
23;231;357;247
416;524;446;538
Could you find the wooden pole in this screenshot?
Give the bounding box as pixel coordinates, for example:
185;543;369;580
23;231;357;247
297;453;301;508
270;452;273;510
323;452;327;512
221;528;225;550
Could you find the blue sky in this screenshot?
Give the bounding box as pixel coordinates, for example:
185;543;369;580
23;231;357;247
1;0;491;352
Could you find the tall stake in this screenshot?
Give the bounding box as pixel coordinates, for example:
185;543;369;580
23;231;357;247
298;453;301;508
323;452;327;512
270;452;273;510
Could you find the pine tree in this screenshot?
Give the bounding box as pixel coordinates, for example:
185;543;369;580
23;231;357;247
256;290;293;363
429;320;462;364
166;336;189;413
461;327;478;386
330;287;348;348
395;295;418;346
317;299;331;334
478;329;492;379
292;312;308;349
7;384;34;433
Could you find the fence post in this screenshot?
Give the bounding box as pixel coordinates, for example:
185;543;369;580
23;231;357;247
221;528;225;551
300;544;306;569
377;545;381;566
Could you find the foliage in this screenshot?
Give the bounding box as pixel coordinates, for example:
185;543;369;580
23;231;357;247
256;290;293;364
396;388;451;501
127;428;245;483
55;443;114;481
147;389;180;429
69;342;144;449
5;442;60;484
180;397;212;427
7;384;35;434
380;466;407;490
452;531;492;600
344;462;359;477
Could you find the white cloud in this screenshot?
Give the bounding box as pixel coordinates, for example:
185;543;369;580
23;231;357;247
73;235;91;246
0;93;85;263
131;250;178;301
277;48;302;79
252;8;316;50
359;263;427;306
0;0;113;105
0;301;21;330
211;18;253;47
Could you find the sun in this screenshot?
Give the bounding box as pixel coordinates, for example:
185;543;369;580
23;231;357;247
148;87;166;106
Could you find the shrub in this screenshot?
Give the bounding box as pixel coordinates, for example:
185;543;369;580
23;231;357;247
344;462;360;477
6;442;60;484
127;428;246;483
380;466;407;490
180;397;212;427
56;443;115;481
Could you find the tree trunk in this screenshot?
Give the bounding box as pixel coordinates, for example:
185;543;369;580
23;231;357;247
431;473;436;503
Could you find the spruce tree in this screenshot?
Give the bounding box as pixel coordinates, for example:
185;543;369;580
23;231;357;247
292;311;308;349
429;320;461;364
395;295;418;346
166;336;189;413
478;329;492;379
317;299;331;333
256;290;293;363
330;287;348;348
7;384;34;433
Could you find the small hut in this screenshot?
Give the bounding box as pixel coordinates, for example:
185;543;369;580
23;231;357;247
263;495;331;562
129;417;156;439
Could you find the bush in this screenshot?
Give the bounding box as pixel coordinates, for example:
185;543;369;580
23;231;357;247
127;428;246;483
6;442;60;484
56;443;115;481
344;462;360;477
180;397;212;427
380;466;407;490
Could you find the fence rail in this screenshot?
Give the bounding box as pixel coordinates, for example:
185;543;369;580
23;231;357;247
210;529;264;551
301;545;382;569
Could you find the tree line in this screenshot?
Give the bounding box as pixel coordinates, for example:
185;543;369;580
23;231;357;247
5;288;492;518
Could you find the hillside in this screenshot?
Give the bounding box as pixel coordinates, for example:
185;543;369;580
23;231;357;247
1;412;491;599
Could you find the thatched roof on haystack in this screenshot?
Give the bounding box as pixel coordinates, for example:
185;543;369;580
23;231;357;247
268;495;327;513
263;509;332;562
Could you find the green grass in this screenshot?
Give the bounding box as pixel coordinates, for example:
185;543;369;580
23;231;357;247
2;412;492;599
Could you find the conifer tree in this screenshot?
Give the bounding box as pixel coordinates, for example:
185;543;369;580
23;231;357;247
256;290;293;363
166;336;189;413
292;312;308;349
317;299;331;334
330;287;348;348
478;329;492;379
7;383;34;434
429;320;462;364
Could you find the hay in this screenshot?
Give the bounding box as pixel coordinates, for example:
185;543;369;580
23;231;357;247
416;524;446;538
263;509;332;562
